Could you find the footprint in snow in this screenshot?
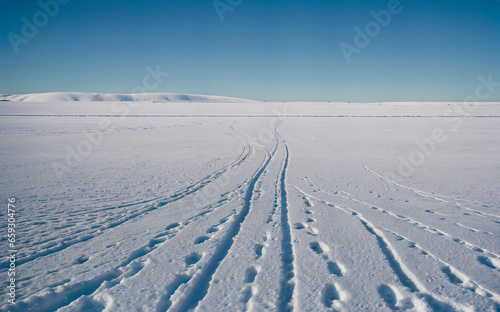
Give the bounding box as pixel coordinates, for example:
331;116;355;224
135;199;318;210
477;256;499;269
194;236;209;245
378;284;398;310
327;261;343;277
206;226;219;233
310;241;330;254
378;284;415;311
74;255;89;265
245;267;258;283
305;227;319;236
322;283;340;308
255;244;265;259
441;266;463;285
185;252;202;266
294;222;306;230
165;222;180;230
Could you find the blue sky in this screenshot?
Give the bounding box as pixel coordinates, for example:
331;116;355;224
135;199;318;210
1;0;499;102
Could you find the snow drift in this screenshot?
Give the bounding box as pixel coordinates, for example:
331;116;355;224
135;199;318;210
0;92;256;103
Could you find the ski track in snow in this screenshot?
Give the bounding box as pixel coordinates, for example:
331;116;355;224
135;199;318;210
2;112;499;312
363;164;500;222
1;143;253;272
3;123;255;311
291;172;500;311
7;189;245;312
1;125;254;271
164;127;281;312
382;228;500;304
291;185;468;311
300;173;500;268
276;137;296;312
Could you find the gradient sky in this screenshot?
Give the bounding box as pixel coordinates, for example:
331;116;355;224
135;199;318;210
1;0;499;102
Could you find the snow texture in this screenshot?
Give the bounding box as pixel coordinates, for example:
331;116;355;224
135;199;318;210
0;100;499;312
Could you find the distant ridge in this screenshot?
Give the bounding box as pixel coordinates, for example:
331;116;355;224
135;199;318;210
0;92;256;102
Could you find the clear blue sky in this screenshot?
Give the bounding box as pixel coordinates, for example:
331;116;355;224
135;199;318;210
1;0;499;102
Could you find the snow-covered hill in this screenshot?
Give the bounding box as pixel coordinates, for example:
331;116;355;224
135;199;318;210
0;92;256;102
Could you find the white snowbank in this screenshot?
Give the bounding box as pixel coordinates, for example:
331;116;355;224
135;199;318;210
0;92;256;102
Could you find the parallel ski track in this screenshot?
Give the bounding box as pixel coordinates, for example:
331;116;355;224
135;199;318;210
363;164;500;222
301;174;500;261
3;186;248;312
290;185;463;311
0;133;253;271
382;228;500;305
276;136;296;312
166;130;280;312
2;127;257;309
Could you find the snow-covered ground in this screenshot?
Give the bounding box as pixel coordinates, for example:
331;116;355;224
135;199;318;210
1;100;499;312
0;92;256;103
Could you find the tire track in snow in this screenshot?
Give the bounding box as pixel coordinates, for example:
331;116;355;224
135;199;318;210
165;133;278;312
363;164;500;222
62;198;241;310
344;208;465;311
276;142;297;312
4;188;245;311
238;128;283;311
299;167;484;223
340;192;500;263
199;125;282;311
5;245;154;312
290;185;467;311
15;181;248;296
301;174;500;263
155;214;240;312
9;185;244;293
1;138;253;272
12;124;252;256
240;148;281;310
344;195;500;261
455;222;492;235
383;228;500;306
265;135;283;225
153;126;280;312
30;131;252;231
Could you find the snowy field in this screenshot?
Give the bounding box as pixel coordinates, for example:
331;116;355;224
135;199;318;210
1;101;499;312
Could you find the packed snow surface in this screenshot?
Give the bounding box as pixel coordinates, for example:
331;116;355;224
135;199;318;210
0;101;499;312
